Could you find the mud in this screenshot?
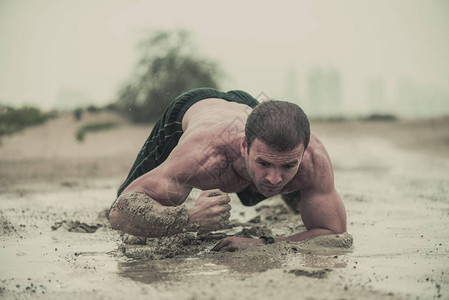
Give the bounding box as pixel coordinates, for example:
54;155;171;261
0;113;448;299
111;192;198;237
51;220;103;233
119;226;351;261
289;268;331;278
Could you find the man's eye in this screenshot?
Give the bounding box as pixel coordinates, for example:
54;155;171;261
284;165;295;169
257;161;269;167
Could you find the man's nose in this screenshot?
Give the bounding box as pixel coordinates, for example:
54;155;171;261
266;169;282;185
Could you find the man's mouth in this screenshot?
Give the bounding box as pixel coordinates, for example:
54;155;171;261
262;184;282;192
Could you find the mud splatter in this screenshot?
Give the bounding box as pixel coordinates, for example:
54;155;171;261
51;220;102;233
288;268;331;278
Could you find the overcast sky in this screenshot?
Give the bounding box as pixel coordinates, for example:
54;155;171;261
1;0;448;115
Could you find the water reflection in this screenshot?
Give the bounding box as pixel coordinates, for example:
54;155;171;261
117;245;349;284
118;256;230;284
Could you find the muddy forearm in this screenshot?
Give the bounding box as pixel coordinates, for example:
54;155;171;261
109;192;199;238
276;228;339;243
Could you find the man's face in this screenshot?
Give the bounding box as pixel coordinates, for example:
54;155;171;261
241;138;304;197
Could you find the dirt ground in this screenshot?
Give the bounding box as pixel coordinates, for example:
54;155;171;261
1;111;448;299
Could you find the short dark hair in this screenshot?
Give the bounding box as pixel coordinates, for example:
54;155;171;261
245;100;310;152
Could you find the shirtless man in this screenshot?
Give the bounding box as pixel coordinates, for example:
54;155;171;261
109;88;346;251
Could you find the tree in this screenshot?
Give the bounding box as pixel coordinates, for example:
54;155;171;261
116;30;221;123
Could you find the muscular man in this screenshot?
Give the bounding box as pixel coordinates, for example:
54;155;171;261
109;88;346;251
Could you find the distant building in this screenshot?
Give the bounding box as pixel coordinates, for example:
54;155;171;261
306;67;342;118
367;77;387;114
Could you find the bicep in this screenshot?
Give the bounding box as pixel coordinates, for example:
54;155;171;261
123;133;209;205
299;137;346;233
123;165;192;206
300;187;347;234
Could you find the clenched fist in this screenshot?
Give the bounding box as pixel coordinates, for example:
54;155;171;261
187;189;231;232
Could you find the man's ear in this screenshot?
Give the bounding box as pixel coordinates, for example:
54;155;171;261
240;137;248;158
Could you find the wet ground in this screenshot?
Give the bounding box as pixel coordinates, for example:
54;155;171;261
1;116;448;299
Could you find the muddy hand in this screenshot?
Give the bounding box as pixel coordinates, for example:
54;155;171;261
187;189;231;232
211;236;264;252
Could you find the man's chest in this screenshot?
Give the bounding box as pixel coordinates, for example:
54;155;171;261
185;155;249;193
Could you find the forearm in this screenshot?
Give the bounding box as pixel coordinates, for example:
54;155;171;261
275;228;338;243
109;192;199;238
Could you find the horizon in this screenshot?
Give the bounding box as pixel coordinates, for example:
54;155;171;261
1;0;448;118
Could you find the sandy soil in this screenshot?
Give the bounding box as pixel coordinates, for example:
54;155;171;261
1;111;448;299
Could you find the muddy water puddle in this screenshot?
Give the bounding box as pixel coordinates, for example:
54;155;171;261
118;245;351;285
118;257;230;284
1;183;351;296
1;162;448;300
0;185;344;294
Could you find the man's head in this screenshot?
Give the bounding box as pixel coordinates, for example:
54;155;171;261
241;100;310;197
245;101;310;152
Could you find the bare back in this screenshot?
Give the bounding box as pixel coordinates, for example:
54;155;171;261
178;98;253;191
181;98;251;134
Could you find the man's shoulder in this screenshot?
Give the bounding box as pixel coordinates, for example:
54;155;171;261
292;133;334;191
180;123;232;148
307;133;333;168
181;115;244;151
163;121;245;191
171;122;240;168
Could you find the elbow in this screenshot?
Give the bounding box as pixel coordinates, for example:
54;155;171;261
109;194;133;232
109;207;123;231
331;220;347;235
109;198;127;232
332;228;346;235
329;216;346;234
330;204;347;234
319;217;346;235
108;197;154;237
